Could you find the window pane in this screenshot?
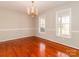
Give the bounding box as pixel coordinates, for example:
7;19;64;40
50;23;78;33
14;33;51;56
56;26;61;36
40;27;45;32
62;16;70;24
62;24;70;35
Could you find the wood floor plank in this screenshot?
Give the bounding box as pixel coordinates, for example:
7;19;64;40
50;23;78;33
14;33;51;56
0;36;78;57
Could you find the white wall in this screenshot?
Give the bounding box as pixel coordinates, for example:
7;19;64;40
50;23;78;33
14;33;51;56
0;2;79;49
36;2;79;49
0;8;35;41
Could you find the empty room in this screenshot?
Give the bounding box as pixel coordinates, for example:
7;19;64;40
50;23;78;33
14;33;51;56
0;1;79;57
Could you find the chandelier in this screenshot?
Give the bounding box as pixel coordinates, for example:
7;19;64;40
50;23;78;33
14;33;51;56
27;1;38;17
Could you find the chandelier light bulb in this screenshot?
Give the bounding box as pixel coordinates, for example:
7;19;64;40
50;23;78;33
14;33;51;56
27;1;38;17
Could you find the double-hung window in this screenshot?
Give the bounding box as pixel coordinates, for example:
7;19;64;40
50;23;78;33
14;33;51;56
56;8;71;38
39;17;45;33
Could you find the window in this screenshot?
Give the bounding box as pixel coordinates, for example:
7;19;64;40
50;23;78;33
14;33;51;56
39;17;45;33
56;8;71;38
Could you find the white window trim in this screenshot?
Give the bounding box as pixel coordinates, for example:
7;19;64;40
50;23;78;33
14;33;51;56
38;17;46;34
56;8;71;38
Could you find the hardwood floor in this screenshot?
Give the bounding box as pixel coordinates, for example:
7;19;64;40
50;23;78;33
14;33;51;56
0;36;78;57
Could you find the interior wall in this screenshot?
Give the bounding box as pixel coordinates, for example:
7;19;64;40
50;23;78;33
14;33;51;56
0;8;35;42
36;2;79;49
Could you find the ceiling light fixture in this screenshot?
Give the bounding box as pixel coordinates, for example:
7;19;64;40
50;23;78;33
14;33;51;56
27;1;38;17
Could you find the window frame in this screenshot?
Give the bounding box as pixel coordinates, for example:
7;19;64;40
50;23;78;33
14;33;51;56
38;17;46;33
56;8;71;38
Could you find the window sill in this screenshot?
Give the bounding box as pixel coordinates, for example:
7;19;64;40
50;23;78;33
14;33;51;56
56;35;71;39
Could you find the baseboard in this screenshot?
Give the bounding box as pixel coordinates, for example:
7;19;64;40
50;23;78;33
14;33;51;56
0;36;79;56
35;36;79;57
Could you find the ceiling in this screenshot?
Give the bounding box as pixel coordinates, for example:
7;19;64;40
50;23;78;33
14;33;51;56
0;1;70;14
